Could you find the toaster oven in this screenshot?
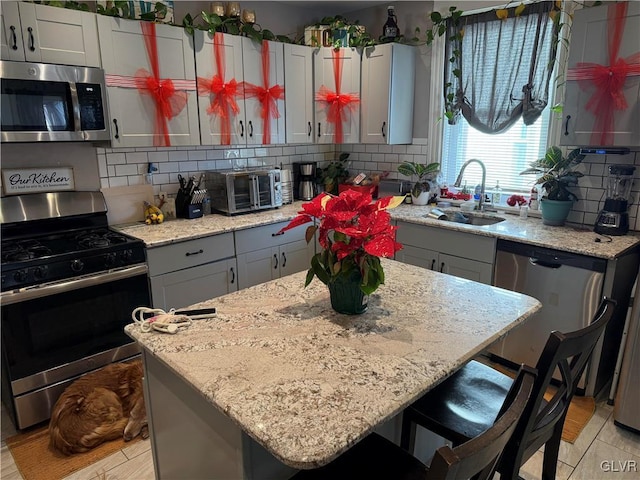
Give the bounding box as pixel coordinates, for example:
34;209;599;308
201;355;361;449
205;169;283;215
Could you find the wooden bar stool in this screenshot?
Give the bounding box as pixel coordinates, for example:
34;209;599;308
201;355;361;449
401;297;616;480
291;365;536;480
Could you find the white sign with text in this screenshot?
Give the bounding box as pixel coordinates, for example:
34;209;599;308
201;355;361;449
2;168;75;195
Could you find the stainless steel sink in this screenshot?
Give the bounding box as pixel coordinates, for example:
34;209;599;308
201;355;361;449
440;210;506;226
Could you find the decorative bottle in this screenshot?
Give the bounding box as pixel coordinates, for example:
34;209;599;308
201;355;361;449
492;181;502;205
383;6;399;40
529;186;539;210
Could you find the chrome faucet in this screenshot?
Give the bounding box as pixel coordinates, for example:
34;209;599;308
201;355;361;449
454;159;487;211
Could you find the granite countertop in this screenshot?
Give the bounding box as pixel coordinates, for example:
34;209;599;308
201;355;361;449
125;259;541;469
115;201;640;260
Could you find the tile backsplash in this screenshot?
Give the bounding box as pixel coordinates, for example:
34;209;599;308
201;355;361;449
1;140;639;232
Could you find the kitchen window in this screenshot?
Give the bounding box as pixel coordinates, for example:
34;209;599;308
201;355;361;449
435;2;561;194
440;106;551;193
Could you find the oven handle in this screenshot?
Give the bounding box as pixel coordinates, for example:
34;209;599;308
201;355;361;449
0;264;148;305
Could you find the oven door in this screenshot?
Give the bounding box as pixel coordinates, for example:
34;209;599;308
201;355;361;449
1;265;150;428
251;173;280;210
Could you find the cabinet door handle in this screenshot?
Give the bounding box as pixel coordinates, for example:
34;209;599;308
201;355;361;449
564;115;571;136
382;121;386;138
230;267;235;284
27;27;35;52
185;249;204;257
439;262;445;273
281;252;287;268
430;259;435;270
317;122;321;138
9;26;18;50
112;119;120;139
273;253;278;269
239;120;244;137
308;121;312;136
248;120;253;138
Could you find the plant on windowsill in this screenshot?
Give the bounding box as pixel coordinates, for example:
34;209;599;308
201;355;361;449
520;146;585;226
397;162;441;206
276;189;404;314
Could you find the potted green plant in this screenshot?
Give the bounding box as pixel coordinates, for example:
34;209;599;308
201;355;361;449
321;153;350;195
520;146;585;226
397;162;441;205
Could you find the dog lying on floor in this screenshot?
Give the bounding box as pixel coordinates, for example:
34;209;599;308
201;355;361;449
49;359;148;455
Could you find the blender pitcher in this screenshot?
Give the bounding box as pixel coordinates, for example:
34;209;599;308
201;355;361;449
594;165;636;235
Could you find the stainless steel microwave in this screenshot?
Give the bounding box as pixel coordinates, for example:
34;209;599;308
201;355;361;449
205;169;283;215
0;60;110;142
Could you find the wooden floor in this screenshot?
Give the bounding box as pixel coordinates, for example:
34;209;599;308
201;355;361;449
2;396;639;480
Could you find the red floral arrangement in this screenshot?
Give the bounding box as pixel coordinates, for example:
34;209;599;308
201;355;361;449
507;194;528;207
278;190;404;295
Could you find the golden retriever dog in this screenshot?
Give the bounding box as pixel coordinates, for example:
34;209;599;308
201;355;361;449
49;359;148;455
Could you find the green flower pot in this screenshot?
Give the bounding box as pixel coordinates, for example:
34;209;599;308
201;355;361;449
328;274;369;315
540;198;573;226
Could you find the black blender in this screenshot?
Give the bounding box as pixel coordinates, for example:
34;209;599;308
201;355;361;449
594;164;635;236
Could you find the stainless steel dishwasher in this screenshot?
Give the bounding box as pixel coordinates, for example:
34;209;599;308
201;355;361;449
489;239;607;393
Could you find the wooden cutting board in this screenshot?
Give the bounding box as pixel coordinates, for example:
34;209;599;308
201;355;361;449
101;184;154;225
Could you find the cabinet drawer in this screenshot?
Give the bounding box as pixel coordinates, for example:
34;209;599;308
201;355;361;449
397;222;496;263
235;221;309;255
150;258;237;310
147;233;235;276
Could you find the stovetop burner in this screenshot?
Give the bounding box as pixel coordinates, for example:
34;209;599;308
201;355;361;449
75;229;130;250
1;240;53;263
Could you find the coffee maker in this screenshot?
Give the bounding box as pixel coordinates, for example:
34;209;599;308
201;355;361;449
293;161;317;200
594;164;636;236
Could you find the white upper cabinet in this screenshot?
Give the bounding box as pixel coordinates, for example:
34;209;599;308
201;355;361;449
97;16;199;147
561;2;640;147
284;43;314;144
313;47;361;144
1;1;100;67
194;32;285;146
194;31;245;146
241;37;285;145
361;43;415;144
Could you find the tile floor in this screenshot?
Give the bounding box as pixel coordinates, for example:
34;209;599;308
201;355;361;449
2;396;639;480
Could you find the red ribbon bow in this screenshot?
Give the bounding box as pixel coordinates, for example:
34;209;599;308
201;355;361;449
315;52;359;144
197;33;241;145
242;41;285;144
566;2;640;145
134;22;187;147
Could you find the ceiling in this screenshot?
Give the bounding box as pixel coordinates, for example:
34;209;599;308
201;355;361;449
274;1;389;15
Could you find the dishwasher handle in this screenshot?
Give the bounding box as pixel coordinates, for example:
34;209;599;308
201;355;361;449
529;257;562;269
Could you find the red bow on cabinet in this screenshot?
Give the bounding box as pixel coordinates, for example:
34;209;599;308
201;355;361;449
566;2;640;145
242;41;284;144
315;52;360;144
197;32;242;145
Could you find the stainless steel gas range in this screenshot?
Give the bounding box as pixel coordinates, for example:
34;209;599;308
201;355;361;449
0;191;150;429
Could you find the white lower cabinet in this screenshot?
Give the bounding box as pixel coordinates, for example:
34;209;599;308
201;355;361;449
235;221;314;290
395;221;496;285
147;233;237;310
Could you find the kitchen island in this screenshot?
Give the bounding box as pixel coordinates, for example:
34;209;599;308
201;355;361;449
125;259;541;479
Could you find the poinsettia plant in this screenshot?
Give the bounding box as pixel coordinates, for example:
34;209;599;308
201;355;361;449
277;190;405;295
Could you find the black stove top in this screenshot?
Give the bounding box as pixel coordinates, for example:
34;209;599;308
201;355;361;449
2;228;134;262
1;226;146;292
0;191;148;293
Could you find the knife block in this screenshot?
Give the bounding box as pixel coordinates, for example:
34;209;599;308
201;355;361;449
182;203;203;219
176;189;203;219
